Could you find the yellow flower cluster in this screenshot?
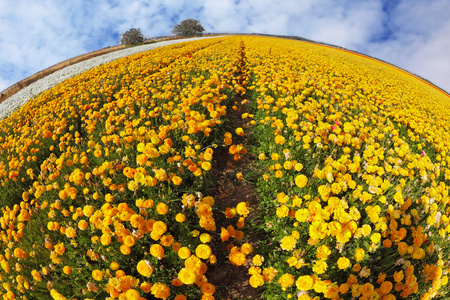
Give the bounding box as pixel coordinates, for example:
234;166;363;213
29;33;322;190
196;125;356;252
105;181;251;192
241;36;450;299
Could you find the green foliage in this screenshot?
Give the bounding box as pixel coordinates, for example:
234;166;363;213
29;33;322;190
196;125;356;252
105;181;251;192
120;28;144;45
172;19;205;37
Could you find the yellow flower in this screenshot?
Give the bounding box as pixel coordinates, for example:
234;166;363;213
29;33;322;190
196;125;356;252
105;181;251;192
331;182;341;194
316;245;331;259
92;269;103;281
278;273;295;290
201;161;212;171
178;268;197;285
294;174;308;188
110;262;120;270
280;236;296;250
354;248;365;261
178;247;191;260
150;244;164;260
370;232;381;244
195;244;212;260
312;259;327;274
276;205;289;218
295;209;309;222
199;233;211;243
249;274;264;288
252;254;264;266
236;202;250;217
361;224;372;236
296;275;314;291
50;289;67;300
235;127;244;136
262;267;278;282
337;257;351;269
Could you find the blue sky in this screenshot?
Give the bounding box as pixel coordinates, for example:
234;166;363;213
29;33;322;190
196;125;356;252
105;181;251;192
1;0;449;93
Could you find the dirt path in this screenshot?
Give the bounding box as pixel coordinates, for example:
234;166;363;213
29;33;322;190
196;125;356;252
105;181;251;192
207;95;262;300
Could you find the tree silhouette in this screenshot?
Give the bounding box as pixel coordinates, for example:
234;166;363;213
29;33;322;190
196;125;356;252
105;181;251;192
172;19;205;37
120;28;144;45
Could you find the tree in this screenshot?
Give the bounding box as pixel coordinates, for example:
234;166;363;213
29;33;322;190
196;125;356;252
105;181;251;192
120;28;144;45
172;19;205;37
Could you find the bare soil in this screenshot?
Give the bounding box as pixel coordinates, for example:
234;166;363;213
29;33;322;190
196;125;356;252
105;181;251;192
207;98;263;300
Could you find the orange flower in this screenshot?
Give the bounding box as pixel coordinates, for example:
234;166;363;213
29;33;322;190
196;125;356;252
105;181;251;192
101;233;111;246
123;235;136;247
175;213;186;223
229;247;246;266
63;266;71;275
150;244;164;260
172;176;182;185
201;283;216;295
394;270;404;282
156;202;169;215
140;282;152;293
65;227;77;238
137;260;154;277
136;154;148;165
120;245;131;255
152;221;167;236
150;282;170;299
380;281;393;294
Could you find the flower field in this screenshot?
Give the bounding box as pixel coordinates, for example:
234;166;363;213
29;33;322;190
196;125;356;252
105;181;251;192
1;35;450;300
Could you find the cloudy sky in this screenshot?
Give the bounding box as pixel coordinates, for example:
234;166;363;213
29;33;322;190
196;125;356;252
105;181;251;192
1;0;449;93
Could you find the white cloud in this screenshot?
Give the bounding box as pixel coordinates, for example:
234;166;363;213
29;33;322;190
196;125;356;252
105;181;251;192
366;0;450;91
0;0;449;92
